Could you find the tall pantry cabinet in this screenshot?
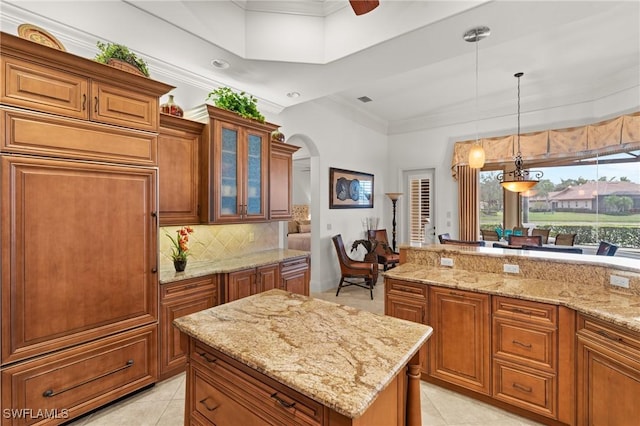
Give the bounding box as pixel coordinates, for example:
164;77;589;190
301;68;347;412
0;32;173;424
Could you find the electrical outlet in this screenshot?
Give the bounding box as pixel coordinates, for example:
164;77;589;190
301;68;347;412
610;275;630;288
440;257;454;267
248;232;255;242
503;264;520;274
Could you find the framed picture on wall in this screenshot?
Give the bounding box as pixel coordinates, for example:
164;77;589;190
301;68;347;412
329;167;374;209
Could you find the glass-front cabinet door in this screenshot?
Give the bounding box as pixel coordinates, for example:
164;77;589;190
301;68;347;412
211;119;268;223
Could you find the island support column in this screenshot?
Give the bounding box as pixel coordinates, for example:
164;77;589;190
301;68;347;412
406;351;422;426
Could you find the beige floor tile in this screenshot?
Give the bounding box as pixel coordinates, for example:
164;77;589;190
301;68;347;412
127;374;184;403
156;400;187;426
77;400;170;426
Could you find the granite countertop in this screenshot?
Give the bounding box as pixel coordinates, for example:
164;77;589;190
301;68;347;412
160;249;309;284
173;289;433;419
383;263;640;333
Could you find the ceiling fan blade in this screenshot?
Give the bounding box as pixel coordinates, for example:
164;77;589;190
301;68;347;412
349;0;379;16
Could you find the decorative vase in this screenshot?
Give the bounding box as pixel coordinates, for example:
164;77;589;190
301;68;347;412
173;259;187;272
161;95;184;117
271;129;285;143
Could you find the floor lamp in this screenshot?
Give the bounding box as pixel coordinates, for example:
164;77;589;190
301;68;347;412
385;193;402;252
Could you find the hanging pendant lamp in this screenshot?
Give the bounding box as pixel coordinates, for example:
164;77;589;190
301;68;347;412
464;26;490;169
497;72;543;193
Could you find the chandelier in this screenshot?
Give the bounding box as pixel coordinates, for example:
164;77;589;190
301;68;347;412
497;72;543;193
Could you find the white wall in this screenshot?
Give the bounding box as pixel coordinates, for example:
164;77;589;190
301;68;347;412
279;99;389;292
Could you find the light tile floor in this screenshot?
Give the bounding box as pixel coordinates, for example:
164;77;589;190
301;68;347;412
67;279;542;426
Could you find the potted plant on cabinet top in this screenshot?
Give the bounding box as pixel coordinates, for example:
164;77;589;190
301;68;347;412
206;87;265;123
95;41;150;77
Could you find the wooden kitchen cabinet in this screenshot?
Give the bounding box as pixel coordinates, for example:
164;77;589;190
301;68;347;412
385;278;428;374
2;50;163;131
492;297;558;419
576;314;640;426
159;275;218;380
269;140;300;220
0;155;158;365
429;287;491;395
225;264;280;303
196;104;278;224
158;113;204;225
280;256;310;296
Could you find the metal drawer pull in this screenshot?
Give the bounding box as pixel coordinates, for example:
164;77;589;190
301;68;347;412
512;383;532;393
271;392;296;409
511;307;533;315
42;359;134;398
512;340;532;349
597;330;623;343
94;97;99;113
82;94;86;111
197;352;217;364
199;397;219;412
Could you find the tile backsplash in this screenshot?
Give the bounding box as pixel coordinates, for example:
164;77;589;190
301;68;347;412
159;222;280;266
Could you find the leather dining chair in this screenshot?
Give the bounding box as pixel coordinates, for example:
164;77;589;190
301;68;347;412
531;228;551;244
480;229;500;241
438;233;451;243
508;235;542;247
331;234;377;300
555;233;577;246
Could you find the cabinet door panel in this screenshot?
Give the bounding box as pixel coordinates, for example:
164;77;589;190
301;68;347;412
430;288;490;395
2;56;89;119
244;131;267;219
91;81;158;131
1;156;157;364
226;269;255;303
257;264;279;293
386;294;427;374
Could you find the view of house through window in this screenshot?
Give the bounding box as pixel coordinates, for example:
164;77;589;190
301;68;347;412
480;150;640;250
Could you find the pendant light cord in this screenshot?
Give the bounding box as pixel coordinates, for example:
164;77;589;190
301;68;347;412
475;30;479;145
516;72;522;156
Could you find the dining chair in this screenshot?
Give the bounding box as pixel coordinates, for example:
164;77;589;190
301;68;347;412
480;229;500;241
438;233;451;243
331;234;377;300
531;228;551;244
441;238;485;247
513;226;529;236
521;245;583;254
366;229;400;271
508;235;543;247
555;233;577;246
596;241;618;256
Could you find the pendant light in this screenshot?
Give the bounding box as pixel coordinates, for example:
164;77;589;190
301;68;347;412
464;26;490;169
498;72;543;192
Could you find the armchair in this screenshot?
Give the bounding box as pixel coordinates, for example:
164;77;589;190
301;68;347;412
331;234;377;300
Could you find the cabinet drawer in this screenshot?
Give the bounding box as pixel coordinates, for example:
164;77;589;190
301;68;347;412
90;81;158;131
280;256;309;273
385;279;427;300
192;342;322;425
1;325;156;425
577;315;640;355
1;56;89;120
161;275;217;301
192;368;271;426
493;318;556;370
1;107;157;165
493;296;557;326
493;360;556;418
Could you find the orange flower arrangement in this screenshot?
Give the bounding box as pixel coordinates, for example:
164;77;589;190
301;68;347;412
166;226;194;261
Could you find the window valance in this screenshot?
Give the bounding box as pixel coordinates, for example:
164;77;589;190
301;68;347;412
451;111;640;179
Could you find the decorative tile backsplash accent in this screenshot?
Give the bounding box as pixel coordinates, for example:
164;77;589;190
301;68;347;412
160;223;279;266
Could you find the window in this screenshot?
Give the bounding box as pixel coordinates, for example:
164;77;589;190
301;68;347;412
409;177;430;243
481;150;640;249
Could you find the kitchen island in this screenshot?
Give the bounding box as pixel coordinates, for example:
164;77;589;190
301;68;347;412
385;244;640;426
174;289;433;425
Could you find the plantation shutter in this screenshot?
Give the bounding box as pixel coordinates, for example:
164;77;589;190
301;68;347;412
409;177;430;242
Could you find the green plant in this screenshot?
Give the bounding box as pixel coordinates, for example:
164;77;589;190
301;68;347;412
95;41;150;77
166;226;194;261
206;87;265;122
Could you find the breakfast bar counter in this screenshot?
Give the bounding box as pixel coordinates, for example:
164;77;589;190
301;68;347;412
174;289;433;425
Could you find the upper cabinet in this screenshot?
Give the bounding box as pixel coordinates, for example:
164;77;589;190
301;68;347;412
194;104;277;224
270;140;300;220
158;113;204;225
0;33;172;132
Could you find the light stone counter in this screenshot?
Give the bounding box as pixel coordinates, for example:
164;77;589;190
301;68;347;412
384;256;640;333
173;289;433;419
159;248;309;284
